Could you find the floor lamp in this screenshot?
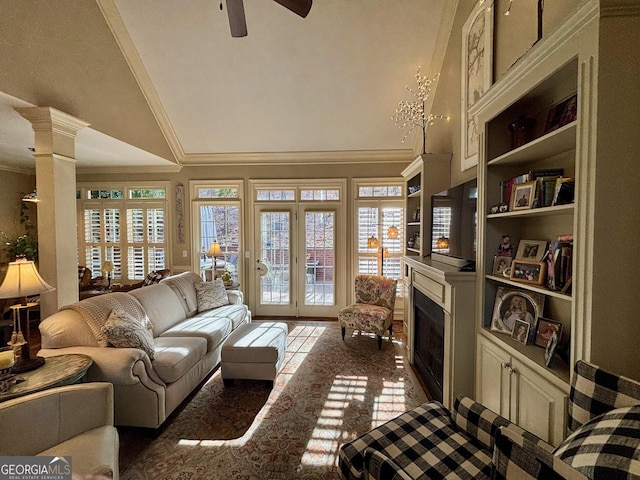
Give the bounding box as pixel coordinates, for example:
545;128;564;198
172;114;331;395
368;225;398;277
0;257;56;373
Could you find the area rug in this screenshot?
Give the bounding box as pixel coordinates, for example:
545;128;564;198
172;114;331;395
118;320;429;480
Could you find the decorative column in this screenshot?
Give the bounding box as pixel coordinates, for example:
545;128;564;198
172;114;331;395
16;107;89;319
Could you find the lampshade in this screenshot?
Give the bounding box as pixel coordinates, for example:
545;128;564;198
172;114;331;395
436;236;450;249
387;225;399;239
207;241;222;257
367;236;379;249
101;261;114;273
0;258;55;299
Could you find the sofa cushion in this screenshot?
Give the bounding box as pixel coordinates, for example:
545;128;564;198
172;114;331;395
130;283;187;337
568;360;640;433
203;303;249;330
102;309;156;360
152;336;207;384
452;395;512;451
554;405;640;479
195;280;230;312
160;314;233;352
338;401;494;480
160;272;201;316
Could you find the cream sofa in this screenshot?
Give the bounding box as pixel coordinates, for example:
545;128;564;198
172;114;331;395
0;382;119;479
38;272;251;428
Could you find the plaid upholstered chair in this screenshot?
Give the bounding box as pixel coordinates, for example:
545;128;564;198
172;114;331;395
339;360;640;480
338;275;397;350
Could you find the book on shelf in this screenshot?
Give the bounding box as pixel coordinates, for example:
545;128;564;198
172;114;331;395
500;168;564;207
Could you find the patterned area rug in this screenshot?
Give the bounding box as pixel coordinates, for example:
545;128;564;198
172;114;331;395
119;320;429;479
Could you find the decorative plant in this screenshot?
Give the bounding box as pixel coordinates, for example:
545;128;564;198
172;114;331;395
2;194;38;262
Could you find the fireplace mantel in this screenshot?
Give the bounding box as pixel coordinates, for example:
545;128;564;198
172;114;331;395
402;255;476;408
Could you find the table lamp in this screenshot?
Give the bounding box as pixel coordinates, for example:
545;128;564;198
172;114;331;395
206;241;222;279
0;257;55;373
101;260;114;289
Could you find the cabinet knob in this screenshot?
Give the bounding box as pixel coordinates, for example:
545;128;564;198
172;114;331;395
501;362;509;369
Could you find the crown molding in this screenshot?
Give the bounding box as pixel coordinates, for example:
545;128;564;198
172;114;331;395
0;162;35;175
179;149;416;166
77;164;182;175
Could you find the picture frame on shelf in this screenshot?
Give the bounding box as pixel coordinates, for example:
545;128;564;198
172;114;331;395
511;320;531;345
551;177;575;206
490;287;545;338
510;181;536;211
492;256;511;276
461;0;493;171
544;330;560;367
544;93;578;134
535;318;563;349
510;259;546;285
515;240;547;261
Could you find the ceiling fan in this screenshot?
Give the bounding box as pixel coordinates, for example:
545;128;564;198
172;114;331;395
222;0;312;37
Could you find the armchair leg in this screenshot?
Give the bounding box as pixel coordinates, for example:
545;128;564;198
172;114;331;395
388;324;393;337
341;327;346;341
377;335;382;349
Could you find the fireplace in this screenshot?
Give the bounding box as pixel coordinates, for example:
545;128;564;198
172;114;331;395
413;287;445;402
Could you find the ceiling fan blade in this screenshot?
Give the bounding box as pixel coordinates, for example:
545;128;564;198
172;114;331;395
225;0;247;37
272;0;312;18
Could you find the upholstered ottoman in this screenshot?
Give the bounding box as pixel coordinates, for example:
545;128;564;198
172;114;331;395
221;321;288;387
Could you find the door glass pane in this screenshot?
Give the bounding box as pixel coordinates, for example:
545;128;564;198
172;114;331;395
200;205;240;281
305;211;334;306
260;212;290;305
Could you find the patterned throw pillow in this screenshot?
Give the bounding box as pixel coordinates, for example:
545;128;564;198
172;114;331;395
102;309;155;360
554;405;640;479
195;280;230;312
143;270;164;286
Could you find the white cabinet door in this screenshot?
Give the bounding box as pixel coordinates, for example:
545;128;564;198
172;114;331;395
510;358;567;446
476;336;511;418
477;336;568;446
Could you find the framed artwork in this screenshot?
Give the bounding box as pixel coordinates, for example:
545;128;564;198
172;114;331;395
491;287;545;339
510;181;536;211
535;318;563;349
492;256;512;276
544;330;559;367
461;1;493;170
510;259;546;286
515;240;547;261
511;319;530;345
544;94;578;134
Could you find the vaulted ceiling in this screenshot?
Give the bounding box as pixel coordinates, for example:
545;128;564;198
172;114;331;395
0;0;454;172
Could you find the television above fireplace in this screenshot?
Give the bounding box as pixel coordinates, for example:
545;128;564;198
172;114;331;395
429;178;477;269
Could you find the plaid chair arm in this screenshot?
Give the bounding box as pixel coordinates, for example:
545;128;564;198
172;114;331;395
452;395;513;451
363;449;413;480
493;426;588;480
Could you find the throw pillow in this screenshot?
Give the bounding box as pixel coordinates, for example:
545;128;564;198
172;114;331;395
554;405;640;479
195;279;230;312
102;308;156;360
143;270;164;286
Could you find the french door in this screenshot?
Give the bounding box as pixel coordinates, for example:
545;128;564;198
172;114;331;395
254;205;338;317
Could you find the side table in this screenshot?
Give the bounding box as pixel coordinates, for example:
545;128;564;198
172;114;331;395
0;353;93;402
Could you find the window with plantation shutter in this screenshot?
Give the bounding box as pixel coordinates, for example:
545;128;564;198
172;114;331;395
78;183;169;283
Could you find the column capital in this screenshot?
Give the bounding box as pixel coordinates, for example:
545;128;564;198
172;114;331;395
16;106;89;138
